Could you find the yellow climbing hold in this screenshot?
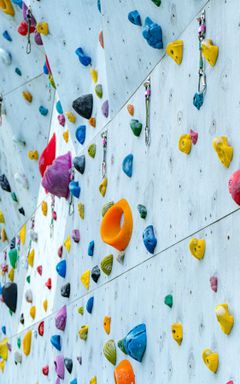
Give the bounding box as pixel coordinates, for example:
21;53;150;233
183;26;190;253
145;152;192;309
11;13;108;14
19;224;26;245
215;303;234;335
99;177;108;197
41;201;48;216
171;323;183;345
23;330;32;356
178;134;192;154
36;22;49;35
64;235;71;253
202;348;219;373
22;91;33;103
30;306;36;320
0;338;8;361
8;268;14;282
78;203;85;219
212;136;233;168
0;0;15;16
166;40;184;65
28;150;39;160
80;269;90;290
89;376;97;384
90;68;98;83
1;228;7;242
189;238;205;260
43;299;48;312
78;325;88;340
0;360;5;373
103;316;111;335
63;129;69;143
0;210;5;223
201;39;219;67
27;248;35;267
66;112;76;123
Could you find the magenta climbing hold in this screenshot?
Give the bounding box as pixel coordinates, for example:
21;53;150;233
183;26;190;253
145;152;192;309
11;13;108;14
210;276;218;292
102;100;109;118
39;133;56;177
58;114;65;126
190;129;198;144
54;355;65;379
72;229;80;243
228;170;240;205
55;305;67;331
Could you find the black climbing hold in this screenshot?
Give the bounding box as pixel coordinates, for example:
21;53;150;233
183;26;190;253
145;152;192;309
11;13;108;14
61;283;71;298
91;265;101;283
18;207;25;216
72;94;93;119
0;174;11;192
10;237;16;249
64;358;73;374
2;282;17;313
20;313;24;325
73;155;85;174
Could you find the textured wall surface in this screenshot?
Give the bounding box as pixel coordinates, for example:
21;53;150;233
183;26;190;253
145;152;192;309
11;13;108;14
0;0;239;383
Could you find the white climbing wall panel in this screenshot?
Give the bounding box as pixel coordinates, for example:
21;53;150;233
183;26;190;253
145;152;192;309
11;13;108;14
0;0;239;383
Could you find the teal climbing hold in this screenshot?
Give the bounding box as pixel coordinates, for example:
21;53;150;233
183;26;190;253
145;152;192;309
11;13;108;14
56;100;63;114
39;106;48;116
15;68;22;76
122;154;133;177
164;294;173;308
130;119;142;137
117;338;127;354
8;248;17;269
88;241;94;256
11;192;18;202
137;204;147;219
151;0;161;5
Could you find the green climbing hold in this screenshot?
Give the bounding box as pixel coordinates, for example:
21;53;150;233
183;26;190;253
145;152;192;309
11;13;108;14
103;340;117;365
137;204;147;219
26;276;31;284
151;0;161;6
100;254;113;276
78;306;84;315
164;294;173;308
17;337;21;349
130;119;142;137
95;84;103;98
102;201;114;217
117;338;127;354
88;144;96;158
9;248;18;269
11;192;18;202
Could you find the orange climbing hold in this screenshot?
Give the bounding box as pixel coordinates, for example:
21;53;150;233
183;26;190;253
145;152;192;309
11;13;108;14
127;104;134;116
89;117;96;127
22;91;33;103
100;199;133;251
28;150;39;160
103;316;111;334
1;228;7;242
0;0;14;16
114;360;135;384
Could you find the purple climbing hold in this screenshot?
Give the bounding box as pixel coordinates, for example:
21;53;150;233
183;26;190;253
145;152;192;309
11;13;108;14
54;355;65;379
102;100;109;118
34;32;43;46
72;229;80;243
55;305;67;331
58;114;65;127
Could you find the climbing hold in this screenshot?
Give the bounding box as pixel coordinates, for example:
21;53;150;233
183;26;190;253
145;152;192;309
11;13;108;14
14;351;22;365
90;68;98;83
69;180;81;198
8;268;14;282
0;174;11;192
39;133;56;177
0;0;15;16
130;119;142;136
95;84;103;98
17;21;31;36
18;207;25;216
99;177;108;197
3;30;12;41
143;225;157;254
178;134;192;154
100;254;113;276
43;299;48;312
45;278;52;290
78;306;84;315
54;355;65;379
38;321;44;337
151;0;161;5
74;155;85;175
37;265;42;275
86;296;94;313
30;306;36;320
91;265;101;283
102;201;114;216
89;117;96;127
39;106;48;116
128;10;142;26
1;228;7;241
81;270;90;290
164;294;173;308
76;125;86;145
51;335;61;351
2;282;17;312
34;31;43;45
41;201;48;216
36;22;49;35
142;17;163;49
114;360;135;384
202;348;219;373
66;111;76;123
166;40;183;64
189;129;198;145
172;323;183;345
42;151;72;199
212;136;233;168
58;245;63;258
78;202;85;219
102;100;109;118
56;260;66;279
0;338;8;360
22;91;32;103
124;324;147;362
103;340;117;365
19;224;26;245
193;92;204;110
61;282;71;298
23;330;32;356
228;170;240;205
63;130;69;143
78;325;88;340
42;365;49;376
0;360;4;373
72;94;93;119
58;114;66;126
15;67;22;76
0;47;11;65
75;47;92;66
137;204;147;219
99;30;104;48
122;154;133;177
201;39;219;67
26;275;30;284
104;316;111;334
27;248;35;267
210;276;218;292
56;100;63;114
88;143;96;158
215;304;234;335
8;248;17;269
1;326;6;335
55;305;67;331
70;379;78;384
88;241;94;256
72;229;80;243
189;238;205;260
127;104;134;116
64;358;73;374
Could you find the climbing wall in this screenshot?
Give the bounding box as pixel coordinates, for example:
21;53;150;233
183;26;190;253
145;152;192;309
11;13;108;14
0;0;239;383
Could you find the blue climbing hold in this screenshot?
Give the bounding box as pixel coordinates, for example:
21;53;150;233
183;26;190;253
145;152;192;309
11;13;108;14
128;10;142;26
86;296;94;314
69;181;81;199
70;379;77;384
39;106;49;116
0;283;2;295
56;100;63;114
75;47;92;67
43;62;49;75
97;0;101;13
143;225;157;254
50;335;61;351
88;241;94;257
193;92;204;110
124;324;147;362
12;0;22;7
3;31;12;42
56;260;66;278
122;154;133;177
76;125;86;145
142;17;163;49
15;68;22;76
1;326;6;335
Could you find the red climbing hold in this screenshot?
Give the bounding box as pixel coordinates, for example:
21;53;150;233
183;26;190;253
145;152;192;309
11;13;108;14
45;278;52;290
18;21;35;36
39;133;56;177
228;170;240;205
38;321;44;336
37;265;42;275
42;365;49;376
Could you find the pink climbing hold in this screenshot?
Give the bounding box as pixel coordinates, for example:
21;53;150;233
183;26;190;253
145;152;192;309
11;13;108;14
190;129;198;145
228;170;240;205
210;276;218;292
55;305;67;331
54;355;65;379
99;30;104;48
58;114;65;127
52;211;57;220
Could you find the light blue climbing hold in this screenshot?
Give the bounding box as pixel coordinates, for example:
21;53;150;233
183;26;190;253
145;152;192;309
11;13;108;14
143;225;157;254
69;181;80;199
50;335;61;351
75;47;92;67
12;0;22;7
193;92;204;110
15;68;22;76
122;154;133;177
43;62;49;75
142;17;163;49
76;125;86;145
86;296;94;314
97;0;101;13
56;260;66;278
3;31;12;42
70;379;77;384
88;241;94;257
1;326;6;335
124;324;147;362
56;100;63;114
128;10;142;26
39;106;48;116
